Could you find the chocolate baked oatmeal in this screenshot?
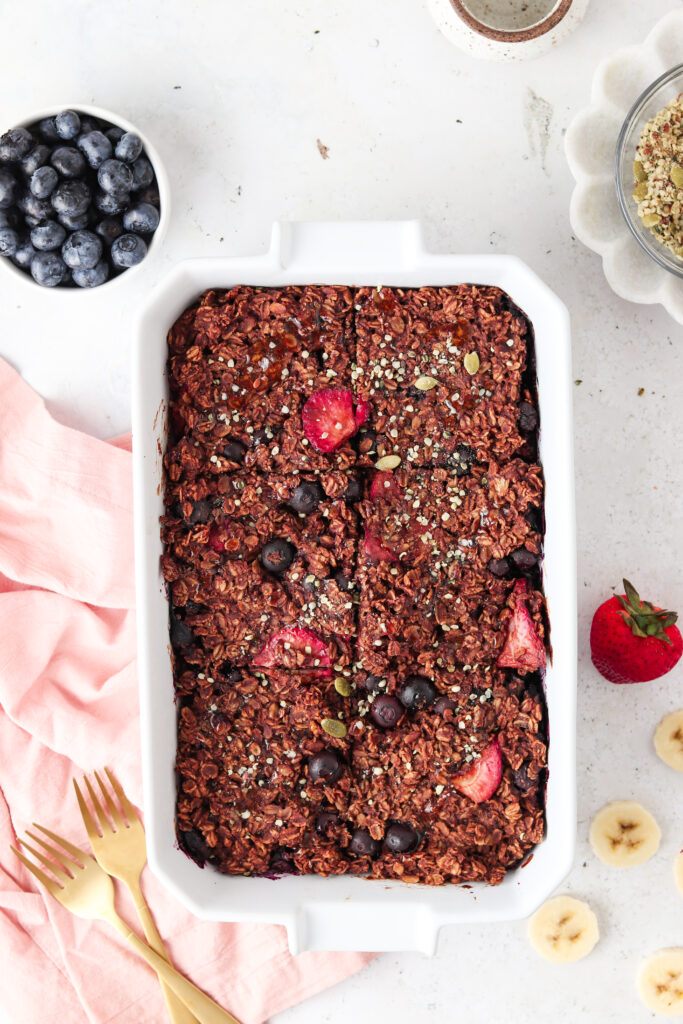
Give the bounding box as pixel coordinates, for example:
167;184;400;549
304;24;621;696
164;284;549;886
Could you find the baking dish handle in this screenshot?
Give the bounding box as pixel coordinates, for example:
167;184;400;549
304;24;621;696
271;220;426;272
288;903;440;955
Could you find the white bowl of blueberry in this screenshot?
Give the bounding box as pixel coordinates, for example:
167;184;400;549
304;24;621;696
0;104;169;289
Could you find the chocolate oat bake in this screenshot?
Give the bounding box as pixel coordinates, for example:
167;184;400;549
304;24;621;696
163;284;549;886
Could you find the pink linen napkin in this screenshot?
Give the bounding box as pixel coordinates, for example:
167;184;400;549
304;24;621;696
0;358;373;1024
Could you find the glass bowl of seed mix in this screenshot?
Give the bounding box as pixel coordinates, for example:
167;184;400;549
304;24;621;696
615;63;683;278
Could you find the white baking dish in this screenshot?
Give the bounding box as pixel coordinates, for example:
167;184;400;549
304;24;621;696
132;220;576;955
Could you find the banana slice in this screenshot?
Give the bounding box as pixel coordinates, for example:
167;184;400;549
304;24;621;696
674;851;683;896
589;800;660;868
527;895;599;963
654;710;683;771
637;949;683;1015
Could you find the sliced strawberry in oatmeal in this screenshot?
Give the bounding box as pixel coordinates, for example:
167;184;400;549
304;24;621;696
363;527;399;564
302;388;366;453
370;471;401;502
208;523;225;553
497;579;546;672
453;739;503;803
252;626;332;674
354;399;370;429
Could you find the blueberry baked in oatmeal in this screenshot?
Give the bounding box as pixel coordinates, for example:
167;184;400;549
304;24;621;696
163;284;549;886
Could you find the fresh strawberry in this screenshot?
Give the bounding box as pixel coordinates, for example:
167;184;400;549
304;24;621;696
252;626;332;675
453;740;503;803
302;388;367;453
497;579;546;673
590;578;683;684
363;527;399;563
370;471;401;502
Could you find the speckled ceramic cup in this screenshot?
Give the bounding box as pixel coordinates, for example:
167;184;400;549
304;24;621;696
428;0;590;61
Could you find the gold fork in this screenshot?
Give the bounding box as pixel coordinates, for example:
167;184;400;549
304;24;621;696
73;768;197;1024
12;825;241;1024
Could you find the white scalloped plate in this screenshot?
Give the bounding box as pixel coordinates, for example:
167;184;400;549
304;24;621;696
565;9;683;324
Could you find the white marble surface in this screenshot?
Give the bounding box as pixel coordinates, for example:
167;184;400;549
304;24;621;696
2;1;683;1022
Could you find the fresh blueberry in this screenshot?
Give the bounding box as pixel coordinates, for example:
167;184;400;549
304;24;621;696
510;547;538;572
399;675;437;711
94;189;129;216
71;260;109;288
57;211;90;231
30;251;68;287
288;481;323;514
349;828;381;858
61;229;102;270
0;207;20;229
21;144;51;176
434;695;457;715
77;130;113;169
11;237;36;268
55;110;81;140
76;117;100;138
115;132;143;163
95;217;124;245
30;221;66;251
0;228;19;256
110;232;147;268
369;694;403;728
123;201;159;234
0;169;17;209
37;117;60;142
18;191;51;222
315;809;340;835
137;184;160;206
131;155;154;189
51;180;91;217
98;158;134;194
308;750;344;784
51;146;86;178
519;401;539;433
487;556;510;578
260;538;296;574
222;439;246;462
30;165;59;199
0;127;33;162
384;823;420;854
104;126;125;145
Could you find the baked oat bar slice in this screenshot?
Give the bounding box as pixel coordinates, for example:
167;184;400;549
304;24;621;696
167;285;367;474
359;459;544;580
175;665;354;876
161;470;361;672
353;284;533;469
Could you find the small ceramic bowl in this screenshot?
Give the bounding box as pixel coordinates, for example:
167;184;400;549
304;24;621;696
0;102;170;293
427;0;590;61
615;63;683;280
566;8;683;325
